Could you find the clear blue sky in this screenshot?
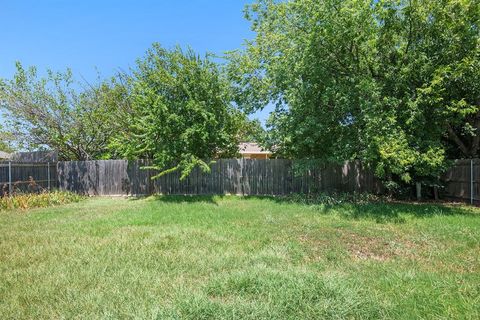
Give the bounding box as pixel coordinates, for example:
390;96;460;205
0;0;271;123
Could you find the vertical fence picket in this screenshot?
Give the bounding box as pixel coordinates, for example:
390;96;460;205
8;161;12;195
471;159;474;205
47;162;51;191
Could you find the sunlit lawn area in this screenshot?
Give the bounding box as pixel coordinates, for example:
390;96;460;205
1;196;479;319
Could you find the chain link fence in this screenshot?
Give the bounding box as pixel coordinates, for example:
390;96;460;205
0;161;57;196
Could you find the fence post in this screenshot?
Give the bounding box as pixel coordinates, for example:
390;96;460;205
8;161;12;195
416;182;422;201
47;162;51;191
471;159;474;205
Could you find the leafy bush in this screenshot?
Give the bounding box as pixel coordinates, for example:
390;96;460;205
0;191;83;211
281;192;388;206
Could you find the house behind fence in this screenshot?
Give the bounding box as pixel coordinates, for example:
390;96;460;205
0;151;11;160
11;151;58;163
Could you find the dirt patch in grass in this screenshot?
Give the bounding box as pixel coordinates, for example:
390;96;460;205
298;230;430;263
340;231;433;262
341;233;391;261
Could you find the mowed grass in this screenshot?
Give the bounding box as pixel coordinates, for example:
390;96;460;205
1;196;479;319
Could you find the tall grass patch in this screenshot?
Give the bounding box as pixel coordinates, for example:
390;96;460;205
0;191;83;211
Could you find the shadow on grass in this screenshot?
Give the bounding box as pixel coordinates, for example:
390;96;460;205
129;194;479;223
142;194;222;205
265;196;479;223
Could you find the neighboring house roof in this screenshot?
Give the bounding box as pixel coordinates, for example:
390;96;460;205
11;151;58;162
238;142;272;155
0;151;11;159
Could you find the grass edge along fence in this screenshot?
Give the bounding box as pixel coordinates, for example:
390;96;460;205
57;159;384;196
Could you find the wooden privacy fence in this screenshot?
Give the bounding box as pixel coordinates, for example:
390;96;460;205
442;159;480;204
0;161;56;196
3;158;478;201
57;159;384;196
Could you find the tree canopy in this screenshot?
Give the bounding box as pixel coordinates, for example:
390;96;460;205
110;44;247;179
0;126;14;153
0;45;259;179
0;63;126;160
1;1;478;186
230;0;480;184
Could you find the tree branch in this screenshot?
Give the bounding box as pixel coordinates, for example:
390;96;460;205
447;124;469;156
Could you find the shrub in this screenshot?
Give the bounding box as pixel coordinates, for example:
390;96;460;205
281;192;388;206
0;191;83;211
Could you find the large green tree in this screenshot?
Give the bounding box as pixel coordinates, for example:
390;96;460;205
0;63;127;160
111;44;244;179
231;0;480;184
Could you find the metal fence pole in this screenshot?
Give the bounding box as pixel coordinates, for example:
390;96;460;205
8;161;12;195
471;159;474;205
47;162;51;191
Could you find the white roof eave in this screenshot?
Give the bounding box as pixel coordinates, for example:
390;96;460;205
239;151;272;155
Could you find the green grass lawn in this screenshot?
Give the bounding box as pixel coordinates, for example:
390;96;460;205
1;196;479;319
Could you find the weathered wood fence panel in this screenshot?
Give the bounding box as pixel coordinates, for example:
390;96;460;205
57;160;137;196
442;159;480;204
2;158;477;200
57;159;384;196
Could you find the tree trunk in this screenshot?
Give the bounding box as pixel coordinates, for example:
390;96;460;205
447;125;469;156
